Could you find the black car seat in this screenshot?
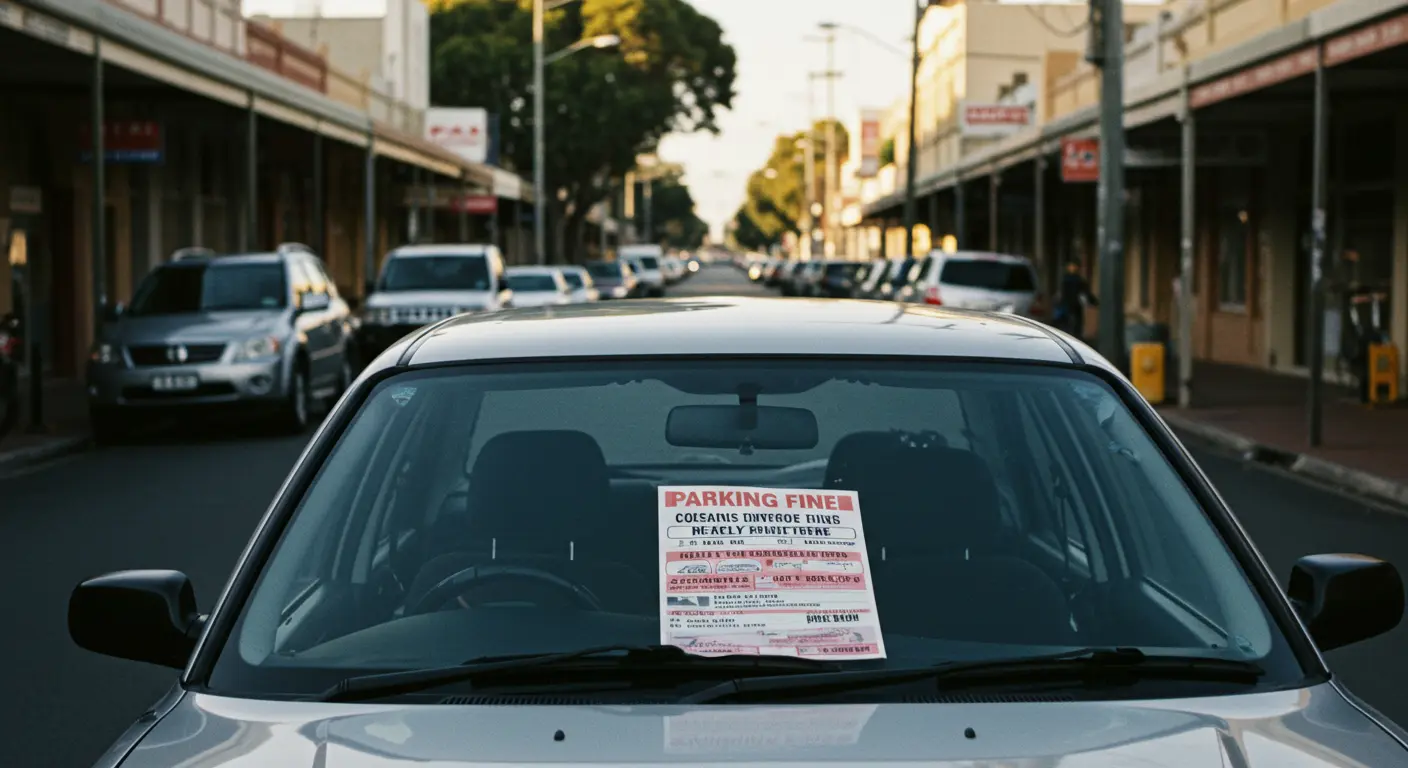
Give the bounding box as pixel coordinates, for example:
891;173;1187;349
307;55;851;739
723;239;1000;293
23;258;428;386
824;431;1073;644
406;430;647;612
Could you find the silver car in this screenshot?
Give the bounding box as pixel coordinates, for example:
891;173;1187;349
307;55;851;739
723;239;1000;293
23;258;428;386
71;298;1407;767
86;243;354;442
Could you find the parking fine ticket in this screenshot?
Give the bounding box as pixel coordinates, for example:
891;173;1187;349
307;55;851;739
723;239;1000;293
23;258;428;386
658;485;886;660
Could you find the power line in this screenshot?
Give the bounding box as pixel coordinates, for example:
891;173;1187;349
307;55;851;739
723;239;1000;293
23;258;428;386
1023;4;1088;37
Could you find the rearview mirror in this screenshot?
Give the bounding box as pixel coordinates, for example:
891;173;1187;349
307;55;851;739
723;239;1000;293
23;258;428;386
1287;554;1403;652
667;405;818;450
69;570;202;669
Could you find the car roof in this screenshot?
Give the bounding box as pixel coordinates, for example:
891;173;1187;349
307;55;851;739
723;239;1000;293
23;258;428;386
506;266;559;276
165;252;283;266
387;244;492;258
932;250;1033;265
375;296;1107;372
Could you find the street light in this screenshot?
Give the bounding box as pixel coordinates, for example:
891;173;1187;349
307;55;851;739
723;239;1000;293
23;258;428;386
533;0;621;265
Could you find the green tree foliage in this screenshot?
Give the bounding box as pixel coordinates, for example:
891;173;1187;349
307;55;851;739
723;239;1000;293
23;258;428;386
732;120;849;246
646;172;709;250
879;137;895;167
429;0;736;261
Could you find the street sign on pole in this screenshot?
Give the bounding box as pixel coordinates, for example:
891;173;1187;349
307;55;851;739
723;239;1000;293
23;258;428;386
1090;0;1127;370
1061;138;1099;182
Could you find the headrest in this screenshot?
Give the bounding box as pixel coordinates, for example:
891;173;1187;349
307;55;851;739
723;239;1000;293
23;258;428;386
825;432;1004;555
466;431;610;547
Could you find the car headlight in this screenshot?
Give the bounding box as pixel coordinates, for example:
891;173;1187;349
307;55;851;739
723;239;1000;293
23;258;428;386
611;286;629;298
90;343;119;364
362;307;393;325
232;335;281;362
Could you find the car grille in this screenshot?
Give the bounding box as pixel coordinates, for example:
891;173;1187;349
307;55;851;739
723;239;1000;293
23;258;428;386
126;344;227;366
122;382;238;400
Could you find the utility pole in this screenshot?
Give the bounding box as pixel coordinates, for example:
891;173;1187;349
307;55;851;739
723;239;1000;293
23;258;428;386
802;75;820;260
902;0;924;258
824;24;839;258
532;0;546;265
1087;0;1126;368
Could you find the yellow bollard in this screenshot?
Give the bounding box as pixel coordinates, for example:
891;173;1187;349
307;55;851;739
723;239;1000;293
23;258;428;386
1130;342;1166;405
1367;343;1400;405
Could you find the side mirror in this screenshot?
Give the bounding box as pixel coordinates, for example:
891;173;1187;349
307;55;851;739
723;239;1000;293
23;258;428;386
300;291;331;312
1288;554;1403;652
69;570;202;669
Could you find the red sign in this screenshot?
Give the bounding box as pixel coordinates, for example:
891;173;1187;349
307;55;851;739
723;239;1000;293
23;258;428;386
79;120;163;162
1325;11;1408;66
1061;138;1099;183
960;104;1032;137
454;195;498;214
1188;47;1317;109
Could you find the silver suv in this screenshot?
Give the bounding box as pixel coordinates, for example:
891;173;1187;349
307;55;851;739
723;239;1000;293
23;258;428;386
86;243;355;443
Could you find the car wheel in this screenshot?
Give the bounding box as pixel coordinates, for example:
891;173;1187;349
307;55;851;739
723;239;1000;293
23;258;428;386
90;408;130;447
282;363;312;434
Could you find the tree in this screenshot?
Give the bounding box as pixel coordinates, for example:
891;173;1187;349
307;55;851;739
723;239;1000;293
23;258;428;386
647;173;709;250
879;137;895;167
737;120;849;247
731;207;775;251
429;0;736;261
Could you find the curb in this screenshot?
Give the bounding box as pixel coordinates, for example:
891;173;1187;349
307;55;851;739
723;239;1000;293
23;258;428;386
1163;412;1408;510
0;434;91;473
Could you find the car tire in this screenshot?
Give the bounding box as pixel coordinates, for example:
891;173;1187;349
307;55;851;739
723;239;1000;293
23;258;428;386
91;408;130;446
281;362;312;434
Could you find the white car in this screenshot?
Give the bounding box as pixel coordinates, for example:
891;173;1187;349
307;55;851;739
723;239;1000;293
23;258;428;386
556;265;600;303
618;245;666;297
504;266;571;307
359;244;513;360
898;251;1044;318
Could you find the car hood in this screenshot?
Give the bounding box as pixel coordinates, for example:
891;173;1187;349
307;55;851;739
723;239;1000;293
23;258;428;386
120;684;1404;767
366;291;498;310
107;312;284;345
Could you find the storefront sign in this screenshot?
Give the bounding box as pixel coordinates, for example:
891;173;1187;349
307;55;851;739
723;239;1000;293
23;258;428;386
858;109;882;177
8;186;42;214
1061;138;1099;183
455;195;498;214
79;121;164;163
1324;11;1408;66
959;103;1032;138
1188;47;1318;109
425;108;488;165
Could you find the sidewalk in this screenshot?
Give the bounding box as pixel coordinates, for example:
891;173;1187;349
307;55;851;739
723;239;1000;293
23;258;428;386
1157;361;1408;508
0;377;91;471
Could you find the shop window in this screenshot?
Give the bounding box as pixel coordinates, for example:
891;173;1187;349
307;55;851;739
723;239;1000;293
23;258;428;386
1216;170;1251;310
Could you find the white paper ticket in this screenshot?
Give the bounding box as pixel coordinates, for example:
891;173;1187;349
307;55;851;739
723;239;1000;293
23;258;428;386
658;485;886;660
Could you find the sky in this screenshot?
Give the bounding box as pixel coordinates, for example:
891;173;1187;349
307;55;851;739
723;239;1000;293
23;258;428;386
242;0;913;239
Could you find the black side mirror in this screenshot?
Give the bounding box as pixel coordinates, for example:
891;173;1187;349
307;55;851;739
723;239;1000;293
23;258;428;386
69;570;202;669
1288;554;1403;652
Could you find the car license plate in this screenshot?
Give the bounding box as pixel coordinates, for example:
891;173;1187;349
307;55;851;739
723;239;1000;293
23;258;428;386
151;374;199;392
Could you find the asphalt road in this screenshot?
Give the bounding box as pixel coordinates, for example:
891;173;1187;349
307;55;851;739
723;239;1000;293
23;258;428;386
3;264;1406;767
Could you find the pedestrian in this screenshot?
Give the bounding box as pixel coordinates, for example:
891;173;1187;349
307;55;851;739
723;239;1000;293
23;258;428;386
1057;260;1098;339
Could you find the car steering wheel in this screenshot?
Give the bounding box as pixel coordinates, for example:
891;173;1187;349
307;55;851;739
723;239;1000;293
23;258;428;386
408;563;604;615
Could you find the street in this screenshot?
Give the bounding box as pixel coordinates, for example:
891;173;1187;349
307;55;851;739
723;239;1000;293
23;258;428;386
2;267;1406;767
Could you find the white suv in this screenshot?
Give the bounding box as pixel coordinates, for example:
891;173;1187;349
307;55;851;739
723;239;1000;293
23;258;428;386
899;251;1044;318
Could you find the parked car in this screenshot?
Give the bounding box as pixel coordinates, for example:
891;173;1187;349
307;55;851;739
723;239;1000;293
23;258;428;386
783;261;823;297
358;244;512;363
619;244;667;297
661;256;686;284
872;256;918;301
70;296;1408;768
556;265;600;303
504;266;572;307
854;258;892;299
585;259;640;299
898;251;1044;318
86;242;355;442
817;261;867;298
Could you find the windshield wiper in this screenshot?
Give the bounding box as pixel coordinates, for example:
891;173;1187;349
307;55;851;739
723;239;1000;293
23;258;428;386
316;644;837;703
681;647;1265;704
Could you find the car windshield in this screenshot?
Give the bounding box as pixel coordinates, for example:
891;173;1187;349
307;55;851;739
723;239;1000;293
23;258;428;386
637;256;661;270
561;272;585;289
380;256;491;292
586;262;622;280
506;274;559;292
128;262;287;315
940;259;1036;292
209;359;1301;699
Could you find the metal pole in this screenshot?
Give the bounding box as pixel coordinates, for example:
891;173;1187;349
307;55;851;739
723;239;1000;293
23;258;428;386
363;133;377;297
600;181;610;257
643;176;653;244
312;131;324;254
1095;0;1127;370
1307;55;1328;446
409;166;422;244
825;28;838;257
1178;87;1196;408
902;0;922;258
424;172;436;243
803;81;816;260
459;183;470;241
246;97;258;250
954;179;966;248
1035;155;1047;295
532;0;547;265
91;37;106;336
988;171;1000;250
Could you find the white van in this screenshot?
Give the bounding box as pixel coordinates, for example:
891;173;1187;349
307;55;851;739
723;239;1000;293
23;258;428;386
618;244;667;297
